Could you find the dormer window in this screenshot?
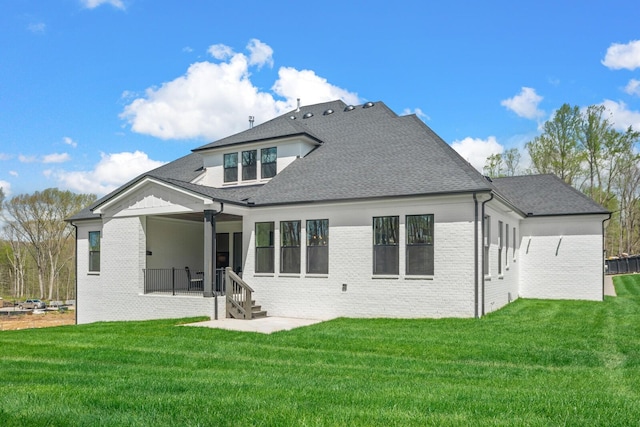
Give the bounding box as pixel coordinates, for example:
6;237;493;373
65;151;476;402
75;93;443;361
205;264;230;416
223;153;238;182
261;147;277;179
242;150;257;180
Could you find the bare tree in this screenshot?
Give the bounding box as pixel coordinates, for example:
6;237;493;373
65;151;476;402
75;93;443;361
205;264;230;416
2;188;95;299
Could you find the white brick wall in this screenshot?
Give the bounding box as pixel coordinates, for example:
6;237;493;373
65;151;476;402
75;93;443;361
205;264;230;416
75;190;606;324
519;215;604;301
76;216;221;324
481;205;521;315
243;195;480;319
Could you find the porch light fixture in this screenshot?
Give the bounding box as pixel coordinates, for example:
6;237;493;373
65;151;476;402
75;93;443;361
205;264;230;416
342;283;347;292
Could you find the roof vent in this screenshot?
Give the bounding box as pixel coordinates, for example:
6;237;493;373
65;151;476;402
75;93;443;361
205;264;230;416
303;112;314;119
363;102;375;108
344;105;355;111
323;109;334;115
289;115;296;120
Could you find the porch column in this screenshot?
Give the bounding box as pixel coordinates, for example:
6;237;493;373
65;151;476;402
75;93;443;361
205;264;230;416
204;209;217;298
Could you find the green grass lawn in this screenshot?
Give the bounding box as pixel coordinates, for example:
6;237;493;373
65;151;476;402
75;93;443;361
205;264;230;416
1;276;639;426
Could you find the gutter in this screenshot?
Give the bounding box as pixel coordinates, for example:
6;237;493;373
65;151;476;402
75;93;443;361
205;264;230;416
480;192;494;317
70;222;78;326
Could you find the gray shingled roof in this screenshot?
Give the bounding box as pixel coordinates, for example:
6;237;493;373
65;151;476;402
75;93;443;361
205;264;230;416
219;100;493;205
69;100;608;221
491;174;609;216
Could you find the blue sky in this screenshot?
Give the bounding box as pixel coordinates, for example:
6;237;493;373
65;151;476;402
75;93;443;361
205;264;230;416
1;0;639;198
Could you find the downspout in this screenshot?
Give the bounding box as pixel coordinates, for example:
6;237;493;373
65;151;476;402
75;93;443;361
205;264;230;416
473;193;479;318
602;212;612;300
71;222;78;326
480;192;494;317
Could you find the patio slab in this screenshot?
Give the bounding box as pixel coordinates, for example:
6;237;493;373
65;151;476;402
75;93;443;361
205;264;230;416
184;316;326;334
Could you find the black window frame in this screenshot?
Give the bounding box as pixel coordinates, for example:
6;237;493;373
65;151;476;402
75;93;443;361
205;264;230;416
484;215;490;275
373;216;399;275
242;150;257;181
406;214;434;276
88;230;101;273
280;220;301;274
261;147;277;179
498;220;504;275
306;219;329;274
255;222;274;273
223;153;238;183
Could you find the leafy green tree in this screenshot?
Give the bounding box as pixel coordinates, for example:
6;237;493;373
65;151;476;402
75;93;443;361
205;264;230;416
483;148;521;178
483;153;504;177
526;103;584;185
502;148;521;177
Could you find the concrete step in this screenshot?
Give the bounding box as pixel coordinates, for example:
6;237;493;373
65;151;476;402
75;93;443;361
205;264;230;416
252;310;267;319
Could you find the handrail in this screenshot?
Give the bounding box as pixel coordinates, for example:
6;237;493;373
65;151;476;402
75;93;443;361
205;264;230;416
225;267;253;319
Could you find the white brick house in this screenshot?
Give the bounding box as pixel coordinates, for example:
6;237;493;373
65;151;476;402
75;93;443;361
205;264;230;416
68;100;609;324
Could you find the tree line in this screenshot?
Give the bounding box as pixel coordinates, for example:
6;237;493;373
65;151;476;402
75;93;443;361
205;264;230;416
484;103;640;257
0;188;96;301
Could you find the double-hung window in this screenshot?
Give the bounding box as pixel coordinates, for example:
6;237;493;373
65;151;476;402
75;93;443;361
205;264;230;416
255;222;274;273
280;221;301;274
373;216;399;275
261;147;277;179
406;214;434;275
88;231;101;273
307;219;328;274
242;150;257;181
223;153;238;183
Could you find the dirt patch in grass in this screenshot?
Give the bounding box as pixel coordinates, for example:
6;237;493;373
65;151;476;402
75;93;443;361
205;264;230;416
0;310;75;331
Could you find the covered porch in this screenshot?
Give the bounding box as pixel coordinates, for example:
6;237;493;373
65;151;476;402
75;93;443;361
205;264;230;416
142;210;244;298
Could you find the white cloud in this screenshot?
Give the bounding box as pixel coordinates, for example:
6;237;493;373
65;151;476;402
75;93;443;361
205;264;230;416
247;39;274;69
9;171;18;177
52;151;166;196
602;40;640;70
501;87;544;119
27;22;46;34
0;180;11;197
624;79;640;96
208;44;234;60
401;108;430;121
271;67;360;106
63;136;78;147
121;40;360;141
80;0;125;10
42;153;71;164
18;154;37;163
0;153;11;161
451;136;504;172
600;99;640;131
